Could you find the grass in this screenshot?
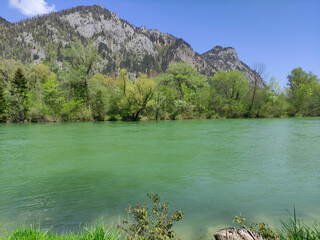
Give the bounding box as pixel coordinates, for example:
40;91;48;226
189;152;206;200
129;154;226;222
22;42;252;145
237;208;320;240
1;212;319;239
277;209;320;240
0;223;122;240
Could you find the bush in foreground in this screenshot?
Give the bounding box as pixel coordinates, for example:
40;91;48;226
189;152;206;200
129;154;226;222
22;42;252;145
119;192;183;240
1;197;319;240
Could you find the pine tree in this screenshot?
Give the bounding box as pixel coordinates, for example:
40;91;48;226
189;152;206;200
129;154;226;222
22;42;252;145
91;90;105;121
8;68;29;122
12;68;28;98
0;83;6;121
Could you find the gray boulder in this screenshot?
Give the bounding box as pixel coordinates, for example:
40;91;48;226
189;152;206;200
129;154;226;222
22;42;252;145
214;227;265;240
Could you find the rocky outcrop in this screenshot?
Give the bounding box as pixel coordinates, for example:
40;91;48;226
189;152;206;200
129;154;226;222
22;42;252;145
0;5;266;86
214;227;265;240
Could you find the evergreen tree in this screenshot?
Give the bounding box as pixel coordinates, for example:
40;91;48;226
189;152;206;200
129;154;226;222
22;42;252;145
0;82;6;121
91;90;106;121
8;68;29;122
12;68;28;98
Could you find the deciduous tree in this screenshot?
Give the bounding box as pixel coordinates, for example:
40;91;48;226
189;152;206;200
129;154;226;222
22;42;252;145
286;68;320;116
121;71;156;121
248;62;266;115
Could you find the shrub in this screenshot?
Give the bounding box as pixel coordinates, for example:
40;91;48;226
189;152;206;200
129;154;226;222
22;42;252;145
119;193;183;240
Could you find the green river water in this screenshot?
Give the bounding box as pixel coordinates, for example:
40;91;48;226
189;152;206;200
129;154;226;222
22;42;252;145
0;118;320;239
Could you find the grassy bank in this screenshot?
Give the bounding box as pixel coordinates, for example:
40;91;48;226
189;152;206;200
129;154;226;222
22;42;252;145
0;224;122;240
1;216;319;240
1;195;319;239
232;211;320;240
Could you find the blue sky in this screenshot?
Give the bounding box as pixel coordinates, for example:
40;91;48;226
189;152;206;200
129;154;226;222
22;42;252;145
0;0;319;87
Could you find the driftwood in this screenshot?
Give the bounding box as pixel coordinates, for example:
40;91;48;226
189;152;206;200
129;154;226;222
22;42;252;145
214;227;265;240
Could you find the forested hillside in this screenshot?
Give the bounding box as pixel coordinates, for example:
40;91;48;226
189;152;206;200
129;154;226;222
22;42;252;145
0;5;319;122
0;5;265;86
0;47;319;122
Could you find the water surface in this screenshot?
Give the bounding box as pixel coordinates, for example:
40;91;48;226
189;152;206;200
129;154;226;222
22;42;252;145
0;119;320;239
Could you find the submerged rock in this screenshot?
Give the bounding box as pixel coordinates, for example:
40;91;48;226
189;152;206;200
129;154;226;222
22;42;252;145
214;227;265;240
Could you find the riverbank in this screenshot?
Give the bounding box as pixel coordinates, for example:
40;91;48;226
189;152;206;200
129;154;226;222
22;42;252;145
0;224;122;240
1;59;319;123
1;216;319;240
2;114;320;123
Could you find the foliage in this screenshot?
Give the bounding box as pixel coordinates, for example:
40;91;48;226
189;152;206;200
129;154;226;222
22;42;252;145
233;215;247;227
253;222;279;239
3;224;121;240
81;222;122;240
43;72;64;118
0;56;319;122
1;208;320;240
12;68;28;97
286;68;320;116
7;68;29;122
122;72;156;121
149;90;166;120
119;193;183;240
157;62;209;118
91;90;106;121
62;41;100;105
232;209;320;240
233;214;279;239
162;62;207;99
10;228;47;240
248;62;266;115
209;71;249;117
278;209;320;240
0;81;7;121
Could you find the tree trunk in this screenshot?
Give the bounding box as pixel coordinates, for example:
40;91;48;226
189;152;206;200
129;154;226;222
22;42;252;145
249;79;258;113
84;78;90;107
133;110;141;121
249;87;257;112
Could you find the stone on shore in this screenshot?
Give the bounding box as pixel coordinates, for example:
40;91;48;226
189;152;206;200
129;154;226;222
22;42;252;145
214;227;265;240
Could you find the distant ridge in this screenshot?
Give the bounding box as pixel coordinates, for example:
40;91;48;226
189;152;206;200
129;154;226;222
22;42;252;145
0;16;9;25
0;5;266;86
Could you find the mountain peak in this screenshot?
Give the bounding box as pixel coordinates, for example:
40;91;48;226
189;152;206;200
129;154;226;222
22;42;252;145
0;5;266;86
203;46;238;60
60;5;107;14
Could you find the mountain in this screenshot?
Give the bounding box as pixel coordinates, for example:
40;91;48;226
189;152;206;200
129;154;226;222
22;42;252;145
0;5;266;86
0;16;9;26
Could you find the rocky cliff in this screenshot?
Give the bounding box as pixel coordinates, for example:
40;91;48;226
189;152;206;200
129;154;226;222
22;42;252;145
0;5;266;86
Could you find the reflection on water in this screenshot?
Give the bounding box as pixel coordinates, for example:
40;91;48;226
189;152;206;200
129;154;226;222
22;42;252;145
0;118;320;239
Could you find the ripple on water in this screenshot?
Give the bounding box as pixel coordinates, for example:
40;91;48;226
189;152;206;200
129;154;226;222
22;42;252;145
0;119;320;239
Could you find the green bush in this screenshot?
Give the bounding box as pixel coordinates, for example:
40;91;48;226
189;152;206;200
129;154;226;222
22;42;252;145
119;193;183;240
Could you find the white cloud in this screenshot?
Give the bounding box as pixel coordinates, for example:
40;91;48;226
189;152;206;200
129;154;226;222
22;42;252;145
9;0;56;16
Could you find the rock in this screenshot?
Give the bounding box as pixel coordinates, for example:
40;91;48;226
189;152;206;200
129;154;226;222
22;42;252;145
214;227;242;240
214;227;265;240
0;5;266;87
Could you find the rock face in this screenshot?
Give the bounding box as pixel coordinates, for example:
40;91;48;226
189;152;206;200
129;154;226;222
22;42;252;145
214;227;265;240
0;5;266;86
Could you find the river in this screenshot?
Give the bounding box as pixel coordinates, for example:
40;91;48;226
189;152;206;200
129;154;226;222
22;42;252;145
0;118;319;239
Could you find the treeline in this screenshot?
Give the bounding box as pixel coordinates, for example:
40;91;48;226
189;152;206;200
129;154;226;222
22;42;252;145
0;45;319;122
